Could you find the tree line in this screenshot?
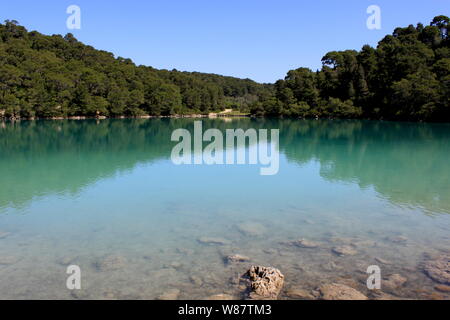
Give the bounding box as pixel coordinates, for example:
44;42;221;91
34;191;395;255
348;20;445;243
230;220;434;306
0;20;269;119
0;16;448;121
250;15;449;122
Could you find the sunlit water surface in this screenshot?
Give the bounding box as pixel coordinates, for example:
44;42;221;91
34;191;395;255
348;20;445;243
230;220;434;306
0;119;449;300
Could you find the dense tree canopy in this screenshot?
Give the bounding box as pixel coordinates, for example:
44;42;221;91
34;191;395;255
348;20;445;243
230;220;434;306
0;20;269;119
0;16;448;122
250;15;449;122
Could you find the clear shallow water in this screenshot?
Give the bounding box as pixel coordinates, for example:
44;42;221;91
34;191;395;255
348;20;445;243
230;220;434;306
0;118;449;300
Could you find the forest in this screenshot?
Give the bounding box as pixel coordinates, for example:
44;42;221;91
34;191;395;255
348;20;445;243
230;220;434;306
0;20;269;119
250;15;449;121
0;15;448;121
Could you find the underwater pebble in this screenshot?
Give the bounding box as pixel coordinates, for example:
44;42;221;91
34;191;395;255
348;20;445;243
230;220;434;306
227;254;250;263
285;288;314;300
236;222;266;237
332;245;358;256
0;232;11;239
386;236;408;244
197;237;230;245
318;283;367;300
96;255;127;271
57;256;76;266
383;274;407;290
190;275;203;286
206;294;235;300
0;256;18;265
375;257;392;265
157;289;180;300
434;285;450;293
423;254;450;285
292;239;320;249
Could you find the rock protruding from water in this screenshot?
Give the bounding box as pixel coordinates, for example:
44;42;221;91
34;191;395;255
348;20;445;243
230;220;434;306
242;266;284;300
318;283;368;300
424;254;450;285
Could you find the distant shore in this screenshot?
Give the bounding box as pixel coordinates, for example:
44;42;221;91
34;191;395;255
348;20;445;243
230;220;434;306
0;113;251;121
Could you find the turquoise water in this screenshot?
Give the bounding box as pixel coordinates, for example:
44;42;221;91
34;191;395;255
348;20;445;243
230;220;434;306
0;118;449;300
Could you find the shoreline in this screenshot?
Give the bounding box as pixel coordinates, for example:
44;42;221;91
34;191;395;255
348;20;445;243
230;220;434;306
1;114;447;123
0;114;252;122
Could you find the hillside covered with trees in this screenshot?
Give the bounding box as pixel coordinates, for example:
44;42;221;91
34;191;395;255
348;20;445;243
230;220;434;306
250;15;449;122
0;20;270;119
0;15;448;121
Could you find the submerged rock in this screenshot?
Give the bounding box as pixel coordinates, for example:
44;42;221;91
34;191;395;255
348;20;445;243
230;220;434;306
386;236;408;244
371;292;401;300
236;222;266;237
157;289;180;300
103;291;118;300
176;248;194;255
189;275;203;286
292;239;320;249
353;239;377;247
375;257;392;265
285;288;314;300
321;261;340;272
96;255;127;271
242;266;284;300
0;255;18;265
206;294;235;300
102;290;135;300
197;237;230;246
71;290;91;300
263;248;278;255
318;283;367;300
424;254;450;285
332;245;358;256
57;256;77;266
227;254;250;263
328;236;361;245
0;231;11;239
435;284;450;293
165;261;183;270
383;274;407;290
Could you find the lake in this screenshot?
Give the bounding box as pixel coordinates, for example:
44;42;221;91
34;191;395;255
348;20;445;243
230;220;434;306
0;118;449;300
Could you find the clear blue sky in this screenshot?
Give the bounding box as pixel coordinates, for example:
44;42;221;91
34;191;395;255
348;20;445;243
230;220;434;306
0;0;447;83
